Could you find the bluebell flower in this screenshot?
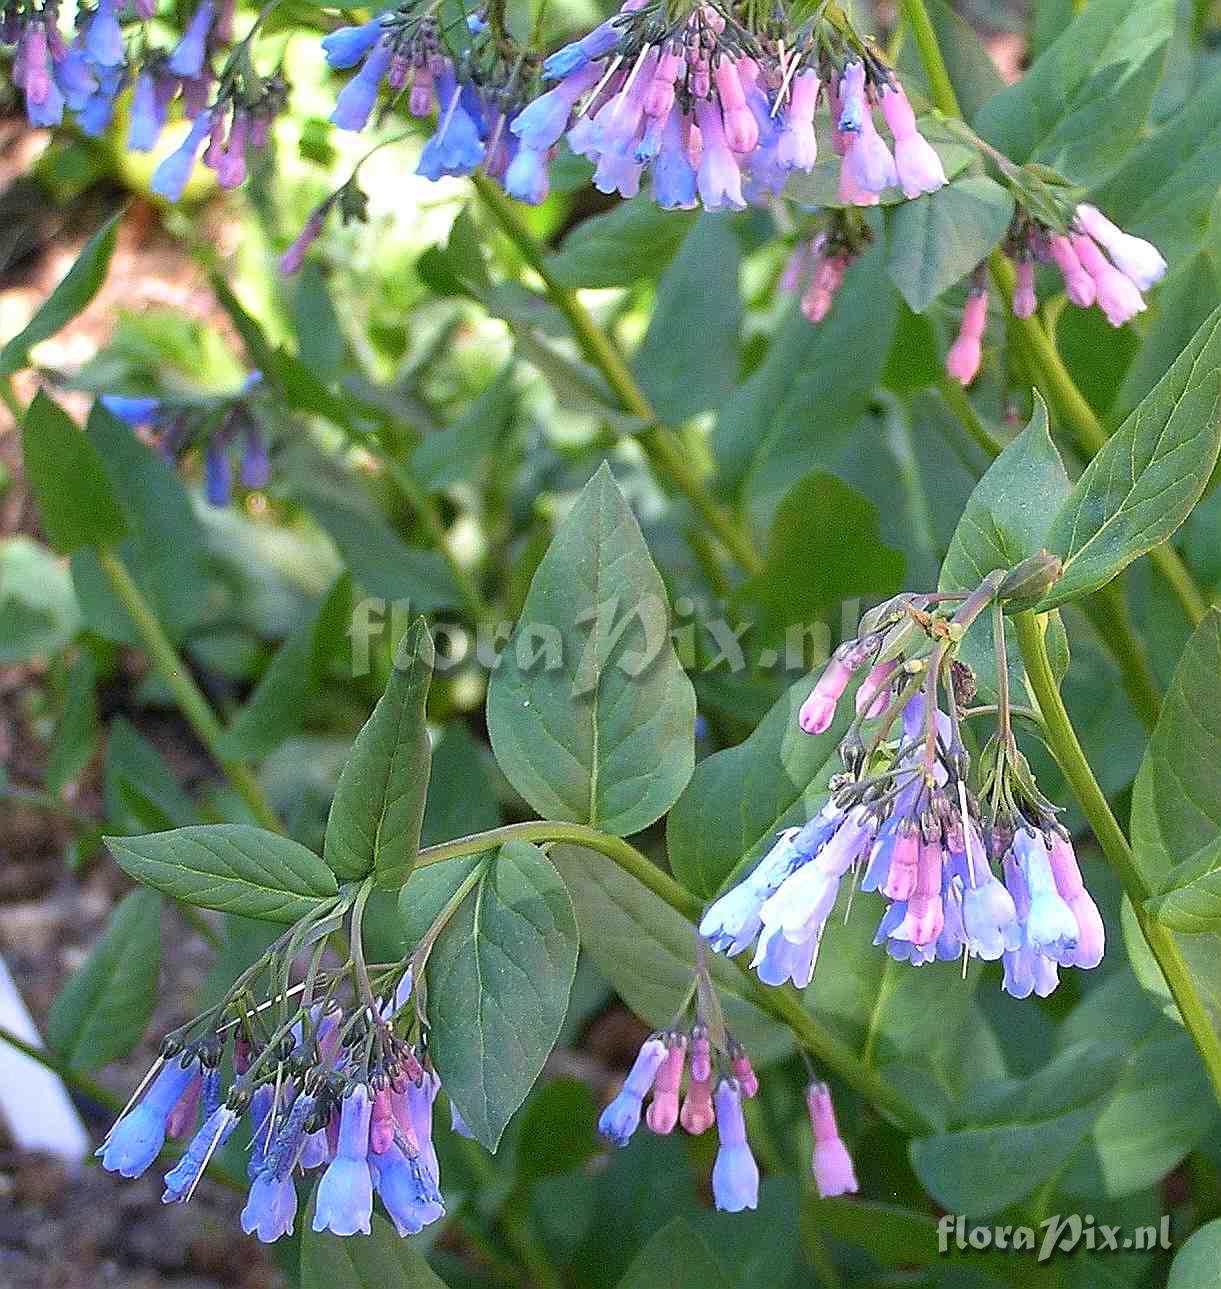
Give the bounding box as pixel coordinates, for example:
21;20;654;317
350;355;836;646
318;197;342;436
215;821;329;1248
168;0;214;78
162;1105;239;1202
541;16;623;81
97;1057;200;1179
241;1171;297;1242
370;1143;445;1236
652;110;697;210
503;144;550;205
128;70;166;151
312;1086;373;1236
417;73;486;179
101;393;160;423
247;1084;276;1179
961;871;1020;961
321;19;383;70
330;40;392;131
711;1080;758;1212
1014;829;1078;961
84;0;125;69
239;423;269;488
404;1072;440;1181
54;47;98;113
77;65;125;136
597;1037;666;1146
511;63;599;152
150;110;213;201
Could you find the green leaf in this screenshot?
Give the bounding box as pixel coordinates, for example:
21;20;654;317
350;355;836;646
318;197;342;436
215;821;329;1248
325;617;433;890
884;175;1014;313
735;471;904;634
486;463;696;838
940;397;1072;704
1168;1219;1221;1289
412;367;516;493
1147;837;1221;933
0;211;121;376
909;1042;1123;1218
975;0;1175;187
69;403;208;644
46;650;98;795
666;666;865;899
46;888;161;1071
397;840;578;1151
633;213;740;423
219;575;352;760
0;536;80;664
550;844;792;1062
20;392;128;554
106;824;339;922
103;716;199;833
547;199;695;288
514;1078;599;1184
292;261;345;385
616;1219;731;1289
1038;307;1221;610
300;1207;449;1289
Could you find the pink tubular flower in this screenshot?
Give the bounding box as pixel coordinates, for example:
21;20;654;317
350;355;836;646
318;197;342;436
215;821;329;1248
1074;204;1166;291
680;1072;715;1135
1012;259;1037;319
645;1037;685;1134
855;659;897;718
1048;234;1095;308
881;827;918;902
799;658;852;735
807;1083;858;1197
730;1043;758;1098
892;838;945;947
280;202;331;274
1046;834;1105;969
879;84;945;198
715;57;757;154
946;289;987;385
800;253;846;323
1071;233;1146;326
842;110;897;195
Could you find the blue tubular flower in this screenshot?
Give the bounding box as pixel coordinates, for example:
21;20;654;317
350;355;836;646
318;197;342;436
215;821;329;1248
597;1037;666;1146
168;0;214;78
312;1086;374;1237
417;74;486;179
239;423;269;488
78;66;125;136
97;1057;200;1179
54;47;98;112
541;17;621;80
503;144;550;205
204;434;232;506
150;110;212;201
84;0;125;68
711;1080;758;1212
241;1172;297;1242
321;19;383;69
1014;829;1078;962
405;1072;441;1181
371;1143;445;1236
511;62;601;151
162;1105;239;1202
128;71;164;151
247;1085;276;1179
652;110;697;210
330;40;392;131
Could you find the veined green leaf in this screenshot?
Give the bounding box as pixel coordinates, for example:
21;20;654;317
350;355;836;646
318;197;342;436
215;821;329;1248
1147;837;1221;933
107;824;339;922
548;199;695;289
486;463;696;838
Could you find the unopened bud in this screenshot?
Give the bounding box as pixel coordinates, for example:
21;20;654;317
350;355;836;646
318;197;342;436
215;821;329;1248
998;550;1063;604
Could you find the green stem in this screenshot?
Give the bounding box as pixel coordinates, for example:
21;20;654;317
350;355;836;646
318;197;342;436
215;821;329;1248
937;378;1007;458
95;547;283;833
1013;610;1221;1101
902;0;1210;629
471;175;765;576
415;822;927;1131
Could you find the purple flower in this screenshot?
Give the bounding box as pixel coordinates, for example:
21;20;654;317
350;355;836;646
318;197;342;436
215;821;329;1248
321;19;383;70
597;1037;666;1146
652;110;697;210
1074;203;1165;291
97;1057;200;1179
54;46;98;112
1047;834;1104;969
85;0;125;69
312;1086;374;1236
128;70;166;151
168;0;214;78
777;70;819;172
836;61;866;134
843;110;897;194
807;1082;857;1197
19;27;66;128
279;203;331;274
711;1080;758;1212
162;1105;239;1202
503;144;550;205
694;98;745;211
416;74;486;179
150;110;213;201
239;423;269;488
204;433;232;506
241;1172;297;1242
330;40;392;131
512;63;600;151
879;84;946;199
370;1143;445;1236
404;1072;440;1181
100;394;162;424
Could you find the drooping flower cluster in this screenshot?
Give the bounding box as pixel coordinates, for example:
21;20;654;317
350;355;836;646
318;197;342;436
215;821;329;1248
595;975;856;1206
98;927;448;1244
779;212;872;323
701;581;1105;999
101;372;269;506
512;0;946;210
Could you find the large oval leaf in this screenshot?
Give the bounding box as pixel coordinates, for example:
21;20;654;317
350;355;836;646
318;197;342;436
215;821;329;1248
324;617;433;890
301;1206;448;1289
487;463;696;838
106;825;339;922
399;840;578;1151
1038;307;1221;611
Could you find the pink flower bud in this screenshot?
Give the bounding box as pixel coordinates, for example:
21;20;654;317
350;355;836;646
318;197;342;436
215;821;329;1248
370;1088;396;1153
855;659;897;717
730;1048;758;1098
216;113;249;189
690;1028;711;1082
882;828;919;901
1012;259;1037;319
680;1078;715;1135
280;205;329;274
799;658;852;734
645;1039;685;1134
946;290;987;385
807;1083;858;1197
1048;234;1095;308
1071;233;1146;326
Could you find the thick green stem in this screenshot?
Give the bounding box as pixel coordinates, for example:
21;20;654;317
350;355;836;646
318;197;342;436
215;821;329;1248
95;547;283;833
1014;611;1221;1101
416;822;927;1131
903;0;1209;630
471;175;765;576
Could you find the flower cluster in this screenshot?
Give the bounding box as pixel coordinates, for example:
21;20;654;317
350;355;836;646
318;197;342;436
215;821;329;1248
3;0;289;201
596;981;857;1207
101;372;269;507
942;202;1168;385
701;584;1105;999
512;0;945;210
779;213;872;322
98;937;448;1243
